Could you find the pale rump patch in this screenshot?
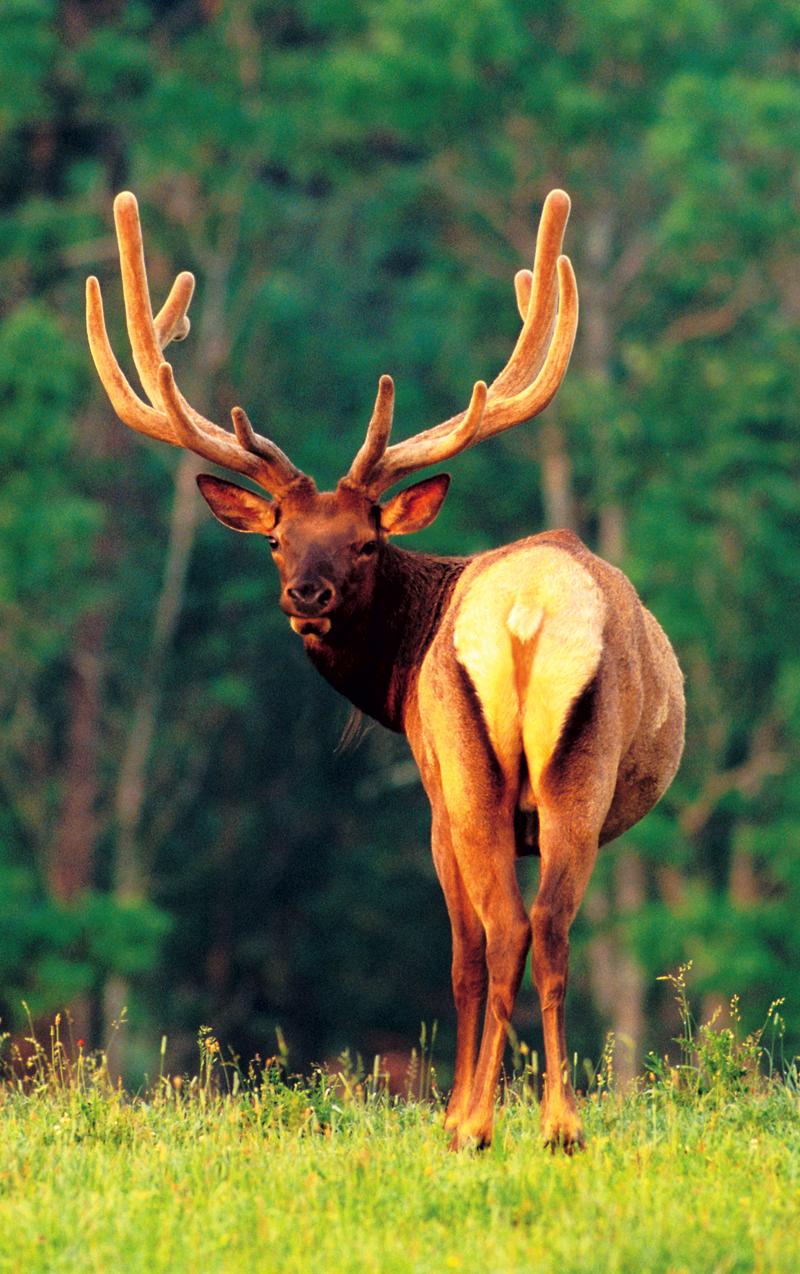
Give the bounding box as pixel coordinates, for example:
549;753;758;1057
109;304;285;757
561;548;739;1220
453;546;606;796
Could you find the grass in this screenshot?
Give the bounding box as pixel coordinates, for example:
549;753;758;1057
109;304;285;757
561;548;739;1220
1;977;798;1274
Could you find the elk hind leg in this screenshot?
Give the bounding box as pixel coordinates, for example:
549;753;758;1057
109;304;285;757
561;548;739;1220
531;806;600;1151
431;819;487;1132
450;817;530;1149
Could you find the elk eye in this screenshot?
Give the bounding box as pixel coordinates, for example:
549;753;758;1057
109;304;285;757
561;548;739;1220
358;540;378;557
266;536;279;551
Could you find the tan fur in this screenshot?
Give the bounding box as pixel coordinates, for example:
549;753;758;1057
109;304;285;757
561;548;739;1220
90;185;685;1156
453;544;606;798
410;530;684;1151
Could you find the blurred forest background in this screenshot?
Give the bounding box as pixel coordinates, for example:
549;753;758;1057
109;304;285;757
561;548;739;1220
1;0;799;1085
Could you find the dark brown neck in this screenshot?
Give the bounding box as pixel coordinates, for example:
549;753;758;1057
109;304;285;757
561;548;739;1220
304;544;467;732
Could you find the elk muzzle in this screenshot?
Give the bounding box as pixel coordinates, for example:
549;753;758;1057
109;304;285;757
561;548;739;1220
282;576;337;639
285;580;335;613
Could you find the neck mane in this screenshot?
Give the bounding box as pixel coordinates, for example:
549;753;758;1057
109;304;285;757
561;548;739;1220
304;543;467;732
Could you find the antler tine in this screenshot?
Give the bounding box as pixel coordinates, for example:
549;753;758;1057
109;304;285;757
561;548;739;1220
350;190;578;497
86;274;176;444
87;190;307;498
346;374;395;488
154;270;195;346
422;251;577;448
113;193;230;440
490;188;569;399
478;253;577;430
156;362;258;478
362;380;488;492
230;405;305;485
514;269;533;322
114;191;168;409
156;365;302;491
87;268;230;452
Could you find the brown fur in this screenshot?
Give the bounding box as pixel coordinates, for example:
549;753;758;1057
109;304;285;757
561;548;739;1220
89;185;684;1152
198;478;684;1152
407;529;683;1150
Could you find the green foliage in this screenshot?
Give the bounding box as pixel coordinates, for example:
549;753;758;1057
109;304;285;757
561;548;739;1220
1;0;800;1076
0;864;170;1022
0;0;56;133
0;303;99;648
645;963;789;1101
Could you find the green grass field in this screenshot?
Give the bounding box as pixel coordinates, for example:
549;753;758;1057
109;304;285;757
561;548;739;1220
1;994;798;1274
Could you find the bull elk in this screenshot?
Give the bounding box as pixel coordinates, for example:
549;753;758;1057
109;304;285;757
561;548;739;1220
86;188;684;1150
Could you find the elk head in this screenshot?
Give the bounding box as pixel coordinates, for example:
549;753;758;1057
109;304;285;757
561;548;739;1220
86;190;578;643
194;462;452;642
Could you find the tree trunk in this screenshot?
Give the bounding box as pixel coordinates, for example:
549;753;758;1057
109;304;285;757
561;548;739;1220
50;612;105;900
611;851;646;1085
48;609;106;1047
582;205;646;1086
102;204;240;1072
103;449;204;1077
539;414;577;532
112;450;205;903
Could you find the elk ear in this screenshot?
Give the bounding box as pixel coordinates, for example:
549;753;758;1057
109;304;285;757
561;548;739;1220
196;474;277;533
379;474;450;536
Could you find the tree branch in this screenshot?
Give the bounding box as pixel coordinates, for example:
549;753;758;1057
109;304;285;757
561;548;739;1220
679;720;786;841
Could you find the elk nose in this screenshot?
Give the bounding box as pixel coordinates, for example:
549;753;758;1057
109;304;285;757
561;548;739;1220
287;581;334;611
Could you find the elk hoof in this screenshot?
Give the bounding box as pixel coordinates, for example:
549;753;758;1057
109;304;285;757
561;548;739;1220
449;1119;492;1152
443;1095;473;1134
542;1113;585;1155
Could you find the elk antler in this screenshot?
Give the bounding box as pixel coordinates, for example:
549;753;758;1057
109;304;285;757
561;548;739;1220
346;189;578;496
86;192;306;497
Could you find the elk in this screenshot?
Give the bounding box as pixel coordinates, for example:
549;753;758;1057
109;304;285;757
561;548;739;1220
86;188;684;1151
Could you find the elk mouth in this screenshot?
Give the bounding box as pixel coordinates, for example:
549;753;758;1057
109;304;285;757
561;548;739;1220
289;615;332;639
